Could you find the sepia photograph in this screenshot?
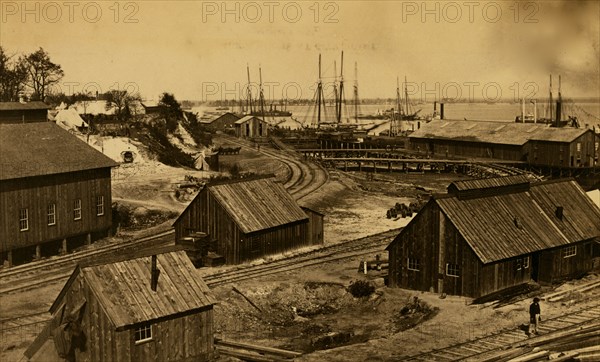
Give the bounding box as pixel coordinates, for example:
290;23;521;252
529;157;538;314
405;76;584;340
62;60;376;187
1;0;599;361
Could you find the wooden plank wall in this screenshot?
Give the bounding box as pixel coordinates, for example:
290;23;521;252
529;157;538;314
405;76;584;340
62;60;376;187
410;139;524;161
0;168;112;252
0;109;47;123
175;189;312;264
540;241;594;283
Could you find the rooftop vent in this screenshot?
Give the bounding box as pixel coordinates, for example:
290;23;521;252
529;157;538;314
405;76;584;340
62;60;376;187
513;216;522;229
555;206;564;220
151;255;160;292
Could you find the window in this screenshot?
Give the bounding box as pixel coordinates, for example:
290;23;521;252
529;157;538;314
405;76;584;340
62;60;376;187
563;245;577;258
446;263;460;277
73;199;82;220
516;259;522;271
523;257;529;269
19;208;29;231
47;204;56;226
576;142;581;152
134;324;152;343
407;258;420;271
96;196;104;216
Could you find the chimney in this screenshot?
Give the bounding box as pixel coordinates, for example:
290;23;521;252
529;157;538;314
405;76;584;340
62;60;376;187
555;206;564;220
513;216;521;229
440;103;445;120
151;255;160;292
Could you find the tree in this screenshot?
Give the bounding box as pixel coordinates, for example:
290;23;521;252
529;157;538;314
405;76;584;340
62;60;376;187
0;47;29;101
25;48;64;101
105;89;140;121
159;92;183;131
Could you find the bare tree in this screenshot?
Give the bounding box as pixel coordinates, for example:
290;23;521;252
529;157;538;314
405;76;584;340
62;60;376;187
25;47;64;101
0;47;29;101
105;89;141;121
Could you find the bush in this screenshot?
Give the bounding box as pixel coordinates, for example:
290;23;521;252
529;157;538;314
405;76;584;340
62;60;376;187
348;280;375;298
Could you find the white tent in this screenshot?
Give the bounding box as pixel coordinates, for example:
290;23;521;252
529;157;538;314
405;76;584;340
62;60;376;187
55;108;88;130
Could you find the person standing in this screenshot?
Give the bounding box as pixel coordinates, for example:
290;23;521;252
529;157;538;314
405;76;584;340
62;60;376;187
528;297;541;335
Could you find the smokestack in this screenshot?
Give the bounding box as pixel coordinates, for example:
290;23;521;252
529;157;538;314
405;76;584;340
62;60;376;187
151;255;160;292
440;103;445;120
555;206;564;220
556;75;562;127
521;98;525;123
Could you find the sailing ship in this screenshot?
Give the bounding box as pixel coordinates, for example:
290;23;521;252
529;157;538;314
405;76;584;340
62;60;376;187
241;65;293;117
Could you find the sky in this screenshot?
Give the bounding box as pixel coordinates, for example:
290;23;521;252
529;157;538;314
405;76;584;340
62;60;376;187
1;0;599;102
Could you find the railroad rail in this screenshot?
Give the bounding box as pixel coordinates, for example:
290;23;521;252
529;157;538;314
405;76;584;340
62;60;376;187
0;228;399;334
0;229;174;295
401;301;600;362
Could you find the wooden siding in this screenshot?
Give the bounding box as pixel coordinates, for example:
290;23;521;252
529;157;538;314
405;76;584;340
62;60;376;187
68;275;213;362
174;187;314;264
526;131;599;167
410;138;524;161
535;241;594;284
0;168;112;252
0;109;47;123
303;208;324;246
235;118;268;138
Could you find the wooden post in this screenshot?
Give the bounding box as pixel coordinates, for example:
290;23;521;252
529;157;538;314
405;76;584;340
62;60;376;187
7;251;12;267
344;161;347;172
86;233;91;245
388;161;392;172
358;161;362;172
35;245;41;260
373;161;377;173
62;238;68;255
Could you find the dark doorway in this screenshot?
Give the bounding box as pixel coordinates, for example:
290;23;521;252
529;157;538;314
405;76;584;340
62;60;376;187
531;253;540;282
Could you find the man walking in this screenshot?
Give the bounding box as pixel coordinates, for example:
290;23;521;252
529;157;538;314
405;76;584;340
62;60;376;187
528;297;541;335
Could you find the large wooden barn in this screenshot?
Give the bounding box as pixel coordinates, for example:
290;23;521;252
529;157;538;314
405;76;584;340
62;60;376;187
205;112;240;131
386;176;600;298
25;250;216;362
234;115;269;138
0;123;118;266
0;101;49;123
408;120;599;167
173;177;324;264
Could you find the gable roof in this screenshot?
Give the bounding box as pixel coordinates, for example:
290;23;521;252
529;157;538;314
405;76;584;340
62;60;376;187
51;251;215;330
0;101;49;111
207;177;308;233
448;175;530;192
389;178;600;264
235;115;262;124
209;112;240;124
0;122;118;181
409;120;589;146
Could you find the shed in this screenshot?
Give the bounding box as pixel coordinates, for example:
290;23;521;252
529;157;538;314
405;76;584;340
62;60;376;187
0;123;118;266
0;101;49;123
173;177;324;264
234;115;269;138
205;112;240;130
386;177;600;298
25;250;215;361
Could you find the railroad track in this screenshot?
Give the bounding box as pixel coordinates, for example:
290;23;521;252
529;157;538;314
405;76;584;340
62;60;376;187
223;136;329;201
0;228;399;333
401;301;600;362
0;229;174;296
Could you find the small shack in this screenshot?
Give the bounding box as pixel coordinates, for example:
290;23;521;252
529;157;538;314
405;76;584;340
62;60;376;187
173;177;324;264
386;176;600;298
0;101;49;123
234;115;269;138
25;250;216;362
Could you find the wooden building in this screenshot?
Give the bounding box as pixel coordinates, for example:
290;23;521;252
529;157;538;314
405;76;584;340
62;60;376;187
0;123;118;266
173;177;324;264
205;112;240;131
234;115;269;138
525;128;598;167
386;176;600;298
0;101;49;123
25;250;216;362
408;120;599;167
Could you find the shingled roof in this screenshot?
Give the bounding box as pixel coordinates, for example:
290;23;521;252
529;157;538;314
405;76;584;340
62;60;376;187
52;250;215;329
409;120;589;146
388;178;600;264
208;177;308;234
0;122;118;181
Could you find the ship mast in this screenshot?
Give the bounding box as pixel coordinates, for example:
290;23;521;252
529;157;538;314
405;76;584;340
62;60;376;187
246;64;253;114
404;75;409;117
353;61;359;123
337;51;344;124
548;74;553;123
258;66;266;120
333;60;338;121
390;76;401;136
316;54;324;127
556;74;562;127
